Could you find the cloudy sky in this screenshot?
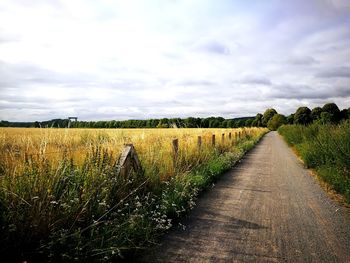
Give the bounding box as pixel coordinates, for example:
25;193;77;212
0;0;350;121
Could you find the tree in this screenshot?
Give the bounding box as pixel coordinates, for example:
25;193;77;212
235;119;244;127
262;108;277;126
209;119;220;128
267;114;287;130
322;103;341;123
245;119;253;127
157;118;169;128
319;112;332;124
311;107;322;121
200;118;210;128
226;120;235;128
294;107;312;125
339;109;349;121
286;114;294;124
252;113;263;127
184;117;197;128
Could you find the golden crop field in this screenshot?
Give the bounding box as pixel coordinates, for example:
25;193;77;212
0;127;267;261
0;127;265;178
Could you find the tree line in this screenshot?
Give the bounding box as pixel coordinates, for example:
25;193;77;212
256;103;350;130
0;117;254;129
1;103;349;129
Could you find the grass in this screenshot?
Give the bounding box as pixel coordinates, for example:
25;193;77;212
0;127;267;262
278;121;350;203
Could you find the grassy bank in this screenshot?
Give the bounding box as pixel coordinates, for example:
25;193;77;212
0;128;267;262
278;121;350;203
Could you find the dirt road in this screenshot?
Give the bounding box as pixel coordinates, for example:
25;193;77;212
140;132;350;262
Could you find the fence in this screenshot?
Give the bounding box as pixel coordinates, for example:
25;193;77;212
116;130;248;177
6;129;250;178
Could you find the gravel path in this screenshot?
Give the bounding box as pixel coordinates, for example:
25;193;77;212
140;131;350;262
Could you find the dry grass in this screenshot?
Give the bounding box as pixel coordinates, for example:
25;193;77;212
0;127;262;178
0;127;267;262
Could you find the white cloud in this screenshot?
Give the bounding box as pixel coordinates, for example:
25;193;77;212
0;0;349;121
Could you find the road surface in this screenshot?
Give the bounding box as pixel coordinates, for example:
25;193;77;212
140;131;350;263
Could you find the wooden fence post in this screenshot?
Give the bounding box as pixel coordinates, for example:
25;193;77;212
172;138;179;168
238;131;241;139
229;132;232;140
212;134;216;146
222;133;225;144
117;144;143;177
197;136;202;150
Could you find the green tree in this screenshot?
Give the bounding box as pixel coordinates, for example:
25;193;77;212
200;118;209;128
157;118;169;128
252;113;263;127
226;120;235;128
286;114;294;124
262;108;277;126
267;114;287;130
245;119;253;127
340;109;349;121
319;112;332;124
311;107;322;121
322;103;341;123
209;119;220;128
294;107;312;125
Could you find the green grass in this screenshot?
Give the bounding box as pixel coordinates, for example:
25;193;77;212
0;130;266;262
278;121;350;203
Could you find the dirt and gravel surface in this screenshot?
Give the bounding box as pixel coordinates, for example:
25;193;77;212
140;131;350;263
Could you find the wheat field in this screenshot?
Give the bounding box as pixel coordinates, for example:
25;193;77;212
0;127;267;261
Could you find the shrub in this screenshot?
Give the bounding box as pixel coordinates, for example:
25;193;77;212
267;114;287;131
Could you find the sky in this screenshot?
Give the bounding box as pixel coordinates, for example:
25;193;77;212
0;0;350;121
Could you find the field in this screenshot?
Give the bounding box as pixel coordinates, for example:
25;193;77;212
0;127;267;262
278;121;350;203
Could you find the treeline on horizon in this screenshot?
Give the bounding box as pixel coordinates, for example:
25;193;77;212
1;102;349;129
0;116;254;129
261;102;350;130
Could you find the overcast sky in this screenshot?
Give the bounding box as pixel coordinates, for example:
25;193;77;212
1;0;350;121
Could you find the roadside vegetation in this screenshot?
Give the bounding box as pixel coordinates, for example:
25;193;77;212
278;103;350;203
0;127;267;262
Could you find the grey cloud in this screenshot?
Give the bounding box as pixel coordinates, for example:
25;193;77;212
238;76;272;85
0;61;96;88
315;67;350;78
269;84;350;99
194;41;230;55
287;56;318;65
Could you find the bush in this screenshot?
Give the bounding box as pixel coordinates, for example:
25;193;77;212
267;114;287;130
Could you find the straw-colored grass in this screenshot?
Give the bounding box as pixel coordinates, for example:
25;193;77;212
0;127;267;262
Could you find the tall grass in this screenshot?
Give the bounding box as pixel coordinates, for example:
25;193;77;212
0;127;267;262
278;121;350;203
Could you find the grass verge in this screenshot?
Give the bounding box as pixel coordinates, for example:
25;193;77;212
278;121;350;204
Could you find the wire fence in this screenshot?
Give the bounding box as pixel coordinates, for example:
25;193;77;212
2;130;249;159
